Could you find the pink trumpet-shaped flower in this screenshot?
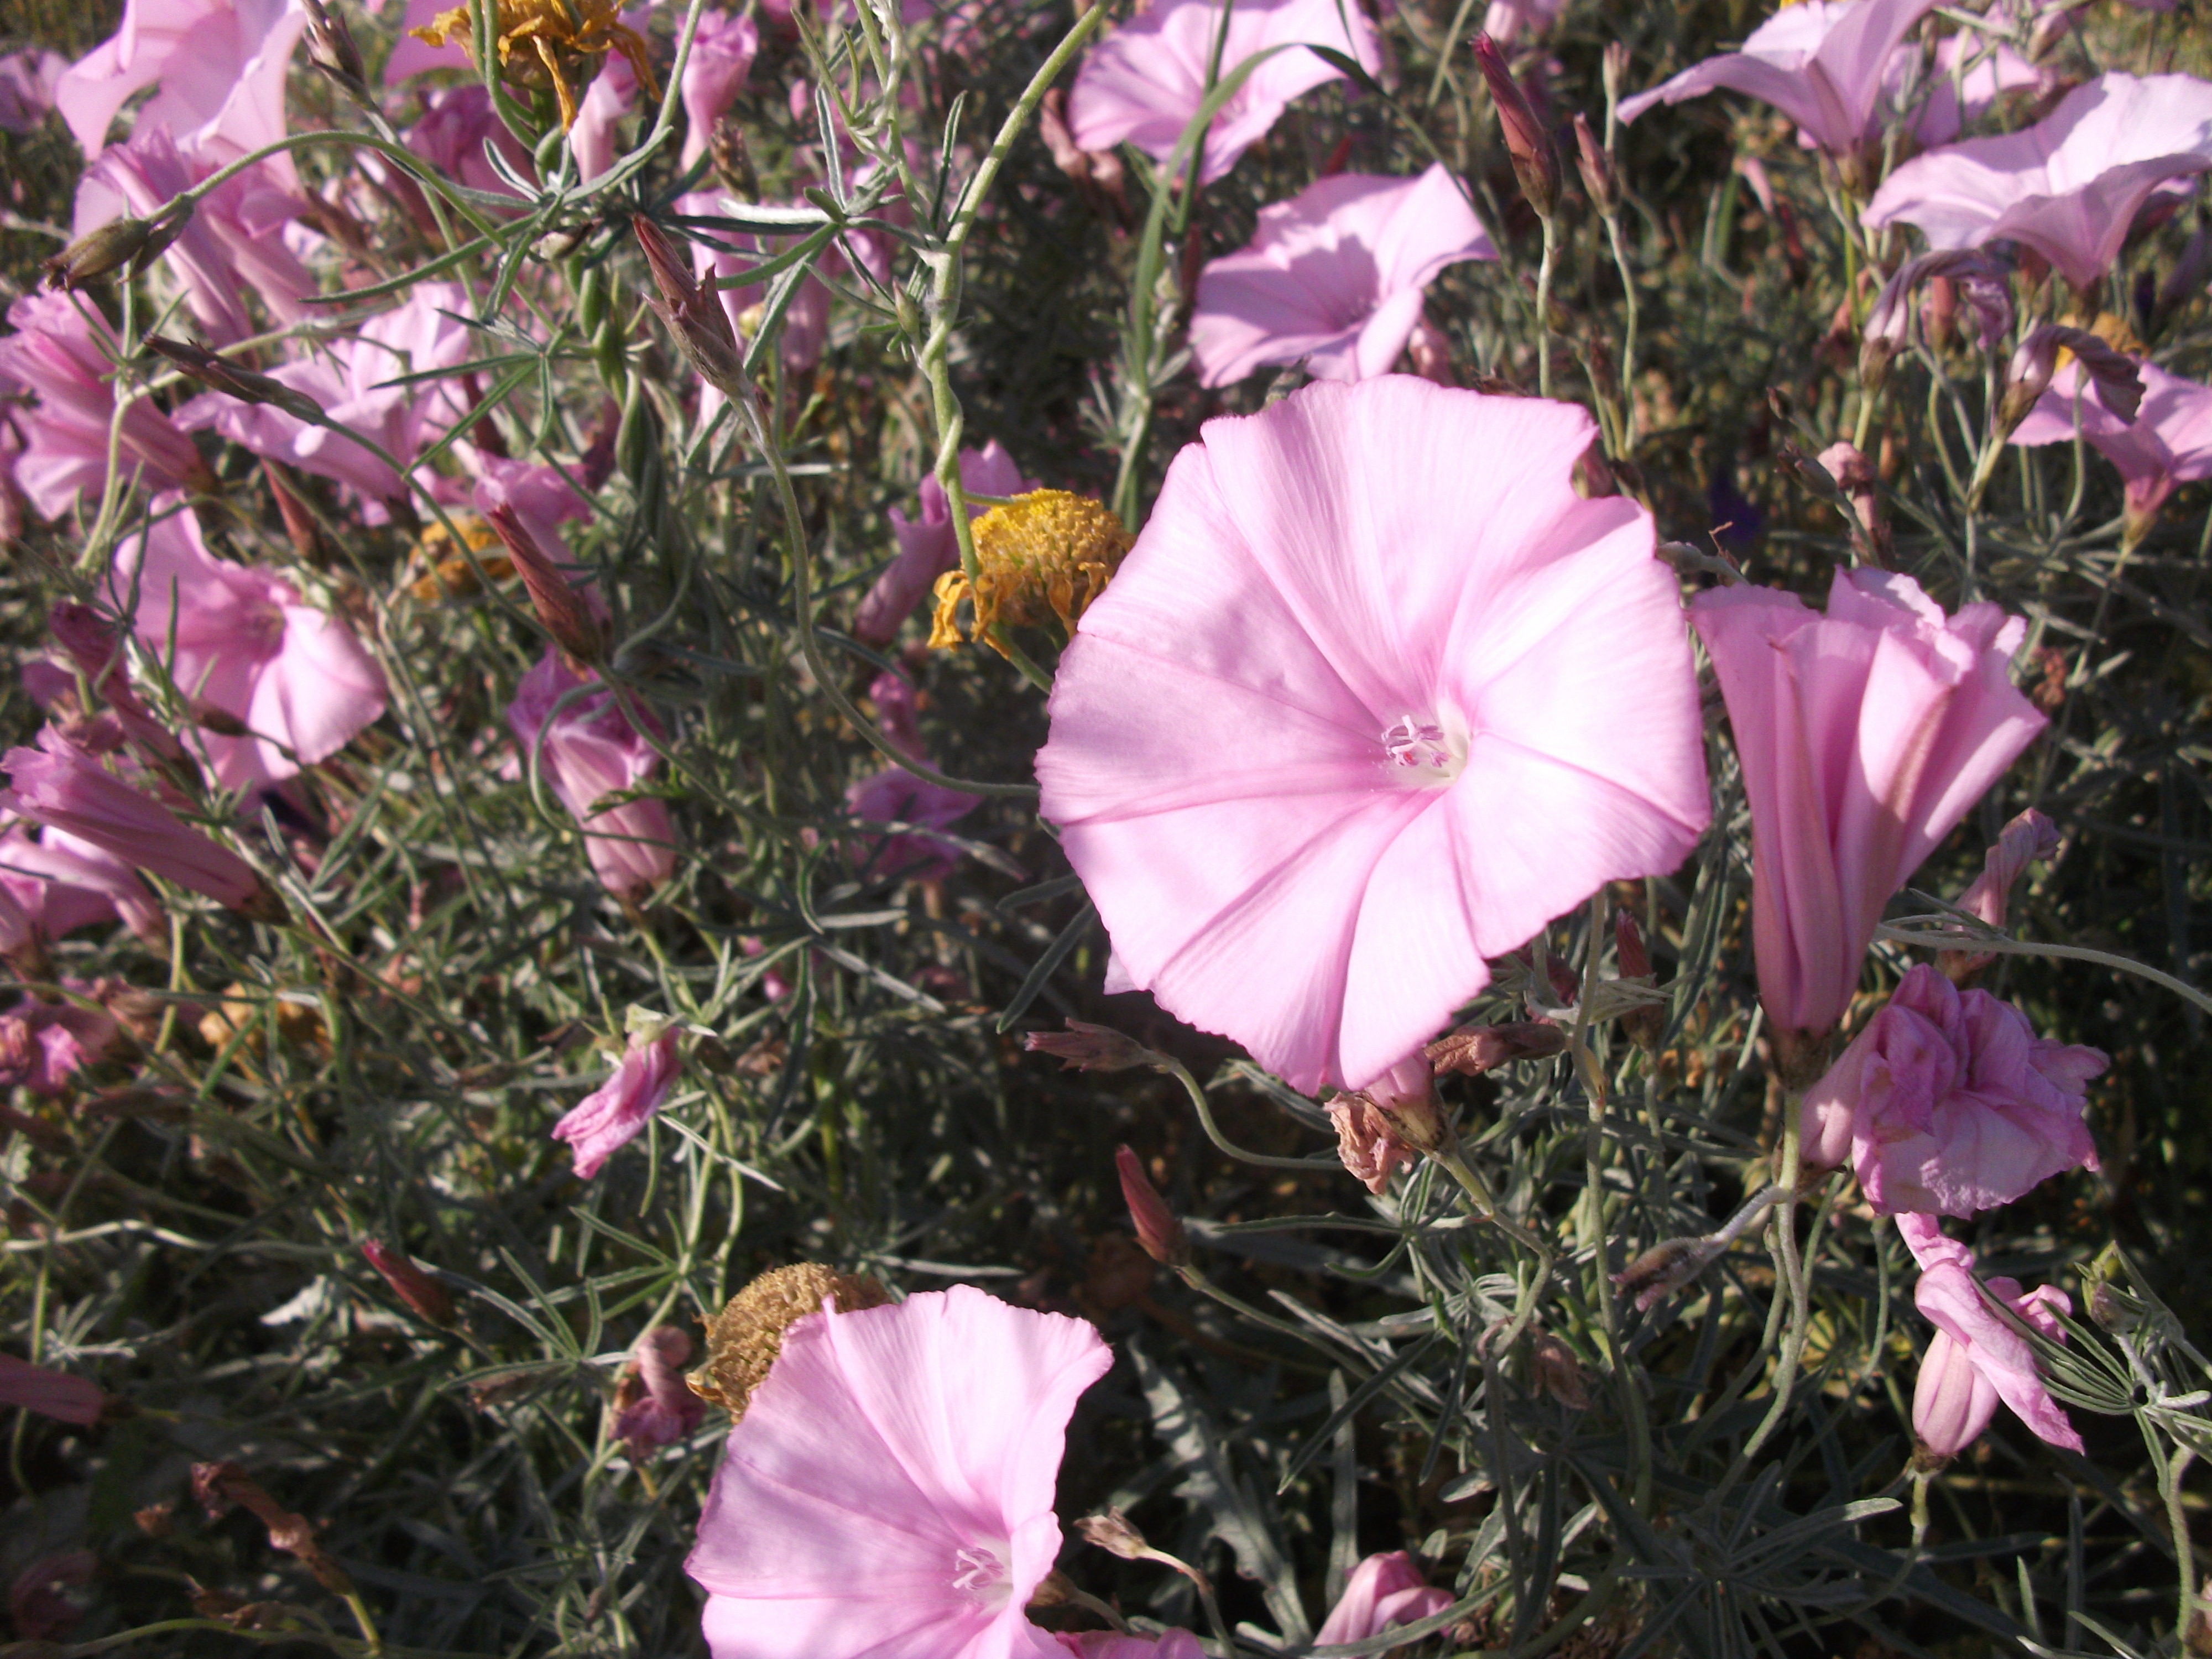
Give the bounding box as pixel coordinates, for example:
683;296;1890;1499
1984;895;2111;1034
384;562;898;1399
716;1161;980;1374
0;1353;107;1426
686;1285;1112;1659
0;989;122;1097
1689;570;2044;1047
108;499;386;791
614;1326;707;1450
507;651;677;900
1067;0;1383;185
1316;1551;1456;1645
846;674;980;881
0;821;163;947
1617;0;1944;157
1037;378;1709;1093
2010;359;2212;537
1863;74;2212;291
552;1024;680;1177
680;11;760;172
0;50;66;132
1189;164;1497;388
55;0;305;178
1480;0;1564;48
1899;1213;2081;1455
1799;962;2103;1215
1896;32;2049;149
854;443;1035;647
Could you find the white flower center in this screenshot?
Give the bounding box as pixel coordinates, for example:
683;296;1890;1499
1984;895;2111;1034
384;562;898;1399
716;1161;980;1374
952;1541;1013;1610
1381;712;1467;785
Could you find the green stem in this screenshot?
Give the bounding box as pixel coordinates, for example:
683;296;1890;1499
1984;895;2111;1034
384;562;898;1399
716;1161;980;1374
1536;211;1558;399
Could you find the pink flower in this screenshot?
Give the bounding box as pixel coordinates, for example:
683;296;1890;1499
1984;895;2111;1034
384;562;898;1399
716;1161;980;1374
0;291;207;521
1067;0;1383;185
1862;74;2212;290
854;443;1035;646
507;651;677;900
686;1285;1112;1659
1188;164;1497;388
1897;33;2050;149
552;1025;680;1177
1056;1635;1206;1659
1316;1551;1455;1645
0;728;265;911
846;674;980;882
0;989;122;1097
1942;807;2056;979
614;1326;707;1451
2010;358;2212;533
680;10;760;172
1688;570;2044;1044
1036;378;1709;1093
55;0;305;178
0;1353;107;1426
0;50;65;132
571;54;639;182
402;84;533;199
1799;963;2102;1214
1480;0;1564;47
384;0;467;79
1617;0;1944;158
108;498;386;791
1899;1213;2080;1455
0;822;163;948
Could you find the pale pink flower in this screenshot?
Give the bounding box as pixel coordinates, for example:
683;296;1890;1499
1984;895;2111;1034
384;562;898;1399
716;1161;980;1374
1189;164;1497;388
1037;378;1709;1093
846;673;980;881
571;53;640;183
1942;806;2056;979
854;442;1034;646
0;989;122;1097
0;291;206;520
1863;74;2212;290
55;0;305;178
1799;963;2102;1214
1617;0;1944;157
108;498;386;791
0;1353;107;1426
1898;1213;2080;1455
0;822;163;947
554;1026;680;1177
1896;32;2049;148
681;11;760;172
1316;1551;1455;1645
2010;358;2212;534
614;1326;707;1451
1068;0;1383;185
685;1285;1112;1659
403;84;533;199
507;650;677;900
1056;1635;1206;1659
1689;570;2044;1045
0;50;65;132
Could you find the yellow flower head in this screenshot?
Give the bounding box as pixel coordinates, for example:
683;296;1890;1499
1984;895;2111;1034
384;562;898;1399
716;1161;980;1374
407;514;513;602
928;490;1134;655
411;0;658;131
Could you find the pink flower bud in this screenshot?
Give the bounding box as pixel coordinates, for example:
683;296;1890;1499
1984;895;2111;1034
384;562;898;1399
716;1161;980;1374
1530;1331;1590;1409
634;217;747;399
1611;1234;1726;1312
1941;808;2058;982
1076;1506;1151;1561
360;1239;455;1326
1571;112;1616;214
1024;1020;1159;1073
485;501;604;664
1114;1145;1189;1267
1475;34;1558;217
1614;909;1662;1050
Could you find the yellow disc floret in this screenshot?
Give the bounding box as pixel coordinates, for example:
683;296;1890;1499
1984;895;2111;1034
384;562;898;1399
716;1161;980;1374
928;489;1134;656
411;0;658;131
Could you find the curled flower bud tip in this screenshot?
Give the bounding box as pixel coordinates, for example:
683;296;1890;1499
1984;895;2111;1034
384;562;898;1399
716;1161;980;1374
1022;1019;1157;1072
1114;1144;1190;1267
1076;1506;1151;1561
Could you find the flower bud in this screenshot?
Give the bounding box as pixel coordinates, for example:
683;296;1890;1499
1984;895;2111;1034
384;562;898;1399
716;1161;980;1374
1076;1506;1151;1561
359;1238;455;1326
1613;909;1663;1050
1814;439;1890;566
301;0;366;88
43;215;181;290
1114;1145;1190;1268
633;216;748;399
143;336;328;426
1475;34;1559;218
1529;1331;1590;1409
1571;113;1616;215
484;501;604;663
1601;41;1629;110
1423;1019;1568;1076
1610;1234;1724;1312
1024;1018;1160;1073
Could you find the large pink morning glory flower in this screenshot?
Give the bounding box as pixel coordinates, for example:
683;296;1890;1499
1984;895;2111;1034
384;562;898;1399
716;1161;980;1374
54;0;304;176
1862;74;2212;290
1036;378;1710;1093
1067;0;1382;185
1189;164;1496;388
2010;358;2212;535
685;1285;1112;1659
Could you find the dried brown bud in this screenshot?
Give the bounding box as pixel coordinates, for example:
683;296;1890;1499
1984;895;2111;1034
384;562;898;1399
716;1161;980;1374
484;500;604;663
1077;1506;1151;1561
1610;1235;1724;1312
709;117;760;199
1475;34;1558;218
134;1504;174;1538
190;1463;353;1595
1326;1094;1416;1194
44;215;181;290
1529;1331;1590;1410
1024;1019;1160;1073
359;1238;455;1326
1613;909;1663;1051
144;336;328;426
1114;1145;1189;1268
634;216;748;398
301;0;366;88
687;1263;890;1415
1571;113;1616;215
1423;1020;1569;1076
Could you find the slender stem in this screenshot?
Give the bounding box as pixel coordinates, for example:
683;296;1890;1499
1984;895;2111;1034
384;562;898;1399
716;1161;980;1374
1535;211;1558;399
1604;210;1640;456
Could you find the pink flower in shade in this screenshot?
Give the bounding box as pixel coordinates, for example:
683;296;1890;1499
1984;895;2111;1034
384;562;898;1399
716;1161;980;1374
1895;33;2050;149
613;1326;707;1452
0;822;163;948
1036;378;1709;1093
1616;0;1944;157
1862;75;2212;291
403;84;534;199
1316;1551;1456;1645
55;0;305;179
685;1285;1112;1659
1688;570;2045;1046
553;1025;680;1178
1057;1635;1206;1659
854;443;1035;647
1799;963;2103;1215
680;11;760;172
846;673;982;881
507;651;677;900
0;50;66;132
0;989;122;1097
46;600;186;763
1190;165;1497;388
1898;1213;2081;1456
0;292;207;521
2010;359;2212;533
572;55;640;182
107;499;387;792
0;728;264;911
1067;0;1383;186
0;1353;107;1426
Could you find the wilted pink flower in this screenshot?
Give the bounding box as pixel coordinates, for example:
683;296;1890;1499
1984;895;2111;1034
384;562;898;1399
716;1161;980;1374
1799;963;2102;1214
1068;0;1383;185
0;292;207;521
1900;1213;2080;1455
680;10;760;172
107;498;386;791
0;728;265;911
0;50;65;132
1316;1551;1455;1645
846;673;980;881
1617;0;1944;158
552;1025;680;1177
2010;359;2212;536
1189;165;1497;388
1037;378;1709;1092
508;651;677;900
0;1353;106;1425
1863;74;2212;290
1056;1635;1206;1659
1689;570;2044;1047
854;443;1034;647
0;821;163;947
614;1326;706;1451
0;988;123;1097
402;84;533;199
55;0;305;175
1942;807;2056;980
686;1286;1112;1659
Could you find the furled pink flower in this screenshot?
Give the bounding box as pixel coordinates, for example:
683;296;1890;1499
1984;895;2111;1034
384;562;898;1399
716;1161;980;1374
0;822;163;947
614;1326;707;1451
572;56;639;182
107;499;386;791
846;673;980;881
0;989;123;1097
0;292;207;521
1617;0;1944;158
0;1353;107;1426
2010;359;2212;536
1899;1213;2080;1455
507;650;676;900
1316;1551;1455;1645
1688;570;2044;1047
1056;1635;1206;1659
0;50;65;132
1037;378;1709;1093
854;443;1035;646
0;728;265;911
680;10;760;172
1189;164;1498;388
55;0;305;176
686;1285;1112;1659
1799;962;2102;1214
401;84;534;200
1068;0;1383;185
554;1024;680;1178
1862;74;2212;290
1942;807;2056;979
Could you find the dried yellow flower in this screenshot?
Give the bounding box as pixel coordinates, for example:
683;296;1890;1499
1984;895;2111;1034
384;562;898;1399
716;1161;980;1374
686;1263;890;1416
410;0;657;131
928;489;1133;656
406;514;514;602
